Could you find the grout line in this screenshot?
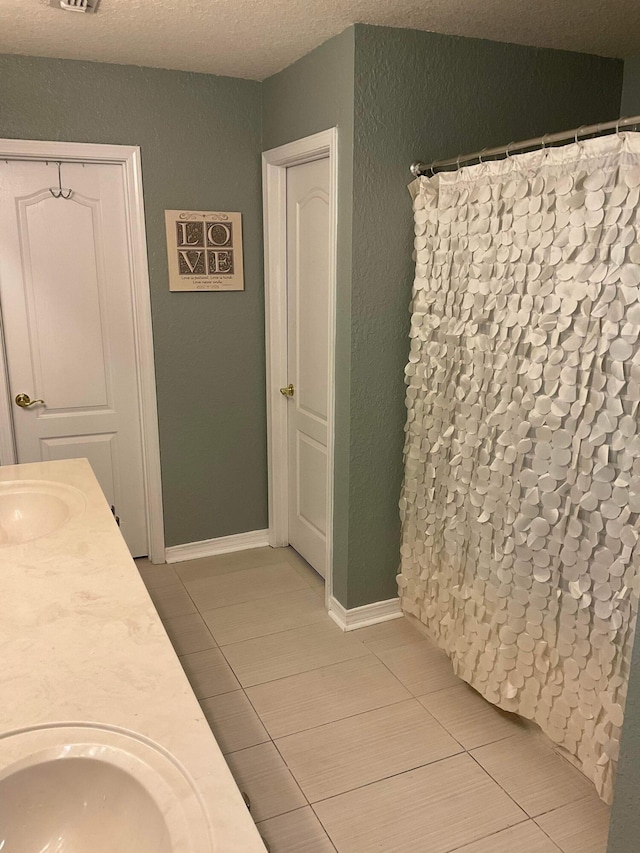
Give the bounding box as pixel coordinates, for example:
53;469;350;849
365;633;528;755
304;762;536;853
213;642;373;693
199;582;323;614
367;634;442;695
442;817;534;853
449;730;524;752
225;626;431;738
188;580;322;615
185;685;240;702
467;736;597;822
167;616;218;653
306;749;476;806
294;745;469;808
260;696;418;742
269;726;310;797
254;807;338;852
531;814;567;852
175;562;287;583
308;801;340;852
201;598;328;648
233;672;316;841
213;645;373;692
531;794;599;821
466;748;534;817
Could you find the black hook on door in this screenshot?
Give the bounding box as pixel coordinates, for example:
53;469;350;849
49;161;73;200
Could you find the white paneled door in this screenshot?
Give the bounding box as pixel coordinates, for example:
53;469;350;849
0;160;148;555
285;157;331;577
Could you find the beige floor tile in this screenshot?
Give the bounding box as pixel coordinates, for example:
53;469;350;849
376;639;460;696
225;742;306;823
184;562;308;611
179;647;240;699
282;549;326;593
418;682;529;749
314;752;525;853
471;733;596;817
200;690;269;754
276;699;462;802
175;547;288;583
223;621;371;688
352;616;426;654
257;807;335;853
162;612;217;656
453;821;561;853
136;560;178;589
148;582;196;620
247;656;411;738
202;589;325;646
535;794;611;853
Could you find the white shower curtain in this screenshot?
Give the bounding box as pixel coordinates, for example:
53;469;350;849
399;132;640;802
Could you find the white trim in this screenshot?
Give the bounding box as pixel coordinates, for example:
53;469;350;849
328;596;404;632
0;139;165;563
0;305;16;467
262;128;338;608
165;529;271;564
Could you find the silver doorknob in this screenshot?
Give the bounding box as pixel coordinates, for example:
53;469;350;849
15;393;45;408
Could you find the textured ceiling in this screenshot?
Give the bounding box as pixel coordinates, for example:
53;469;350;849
1;0;639;80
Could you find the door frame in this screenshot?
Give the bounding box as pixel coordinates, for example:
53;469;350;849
262;128;338;605
0;138;165;563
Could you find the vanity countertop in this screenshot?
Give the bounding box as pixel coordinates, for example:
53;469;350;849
0;458;266;852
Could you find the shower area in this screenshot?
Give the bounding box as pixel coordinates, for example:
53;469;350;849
399;120;640;807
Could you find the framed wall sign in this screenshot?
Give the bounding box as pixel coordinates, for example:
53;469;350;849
164;210;244;291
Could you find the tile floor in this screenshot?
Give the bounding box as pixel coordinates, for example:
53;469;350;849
137;546;611;853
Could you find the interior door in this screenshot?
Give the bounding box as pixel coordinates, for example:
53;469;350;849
0;159;148;556
285;157;331;577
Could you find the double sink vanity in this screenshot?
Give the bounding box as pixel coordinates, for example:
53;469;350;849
0;458;267;852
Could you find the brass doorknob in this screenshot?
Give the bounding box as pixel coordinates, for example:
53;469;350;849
15;393;45;408
279;384;294;398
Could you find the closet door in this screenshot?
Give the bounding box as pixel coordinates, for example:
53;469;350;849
285;157;331;576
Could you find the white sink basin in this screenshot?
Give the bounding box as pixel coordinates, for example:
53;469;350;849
0;480;86;546
0;725;213;853
0;756;171;853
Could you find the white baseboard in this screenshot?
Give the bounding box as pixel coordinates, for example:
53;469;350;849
165;529;270;564
328;595;403;632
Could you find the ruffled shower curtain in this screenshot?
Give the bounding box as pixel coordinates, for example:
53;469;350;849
399;133;640;802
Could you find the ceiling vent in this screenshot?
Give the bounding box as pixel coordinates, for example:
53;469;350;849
50;0;100;12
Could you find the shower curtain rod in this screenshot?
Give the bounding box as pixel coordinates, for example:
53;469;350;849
410;114;640;177
1;157;102;164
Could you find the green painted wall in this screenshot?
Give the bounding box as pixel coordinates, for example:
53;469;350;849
0;54;266;547
262;28;356;605
345;25;623;608
263;25;623;609
607;56;640;853
621;55;640;115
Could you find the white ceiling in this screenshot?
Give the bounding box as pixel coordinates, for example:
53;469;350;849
1;0;639;81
